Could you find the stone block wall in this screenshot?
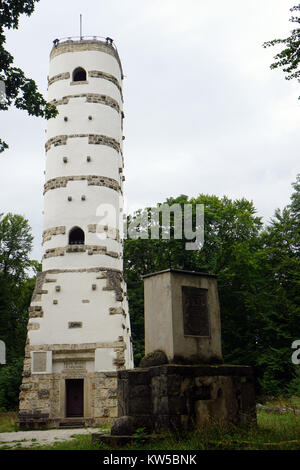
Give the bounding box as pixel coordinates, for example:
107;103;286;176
19;369;119;428
117;364;256;432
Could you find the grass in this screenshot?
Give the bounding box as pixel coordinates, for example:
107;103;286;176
0;433;106;451
16;434;104;451
263;395;300;410
0;410;298;450
0;411;18;433
94;411;300;451
0;399;299;450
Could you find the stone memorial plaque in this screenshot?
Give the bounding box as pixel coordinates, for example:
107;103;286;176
182;286;210;336
64;361;86;370
32;351;47;372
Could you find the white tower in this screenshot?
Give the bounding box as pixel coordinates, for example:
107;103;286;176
19;38;133;428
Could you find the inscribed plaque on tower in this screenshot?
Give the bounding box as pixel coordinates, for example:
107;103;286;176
32;351;47;372
182;286;210;336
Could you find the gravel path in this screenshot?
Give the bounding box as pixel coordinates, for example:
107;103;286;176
0;428;98;449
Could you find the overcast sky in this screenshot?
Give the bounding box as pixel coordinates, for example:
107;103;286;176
0;0;299;261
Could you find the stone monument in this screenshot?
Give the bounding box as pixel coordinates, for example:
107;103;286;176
112;269;256;435
144;269;223;364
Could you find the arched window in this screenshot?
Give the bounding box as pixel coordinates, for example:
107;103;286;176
72;67;87;82
69;227;85;245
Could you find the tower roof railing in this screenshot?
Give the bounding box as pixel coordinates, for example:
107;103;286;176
53;35;117;51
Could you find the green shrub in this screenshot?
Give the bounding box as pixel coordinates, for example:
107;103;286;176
287;368;300;396
0;358;23;410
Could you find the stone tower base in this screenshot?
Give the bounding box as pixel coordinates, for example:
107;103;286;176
18;370;118;429
116;364;256;432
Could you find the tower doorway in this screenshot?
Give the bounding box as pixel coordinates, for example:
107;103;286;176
66;379;84;417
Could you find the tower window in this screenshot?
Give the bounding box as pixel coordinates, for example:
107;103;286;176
69;227;85;245
72;67;87;82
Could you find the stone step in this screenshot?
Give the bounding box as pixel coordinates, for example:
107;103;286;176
59;420;85;428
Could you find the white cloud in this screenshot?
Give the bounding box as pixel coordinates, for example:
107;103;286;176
1;0;299;260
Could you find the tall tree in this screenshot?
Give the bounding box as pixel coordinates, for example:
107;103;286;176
124;194;263;366
124;181;300;397
0;213;34;361
0;212;36;410
0;0;57;152
263;4;300;97
254;175;300;395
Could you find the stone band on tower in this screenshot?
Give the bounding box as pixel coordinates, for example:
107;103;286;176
19;38;133;428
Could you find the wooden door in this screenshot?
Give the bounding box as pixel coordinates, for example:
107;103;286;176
66;379;84;417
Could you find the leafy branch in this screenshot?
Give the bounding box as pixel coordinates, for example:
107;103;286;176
263;4;300;94
0;0;58;153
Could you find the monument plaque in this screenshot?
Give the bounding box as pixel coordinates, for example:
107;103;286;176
32;352;47;373
182;286;210;337
64;361;86;370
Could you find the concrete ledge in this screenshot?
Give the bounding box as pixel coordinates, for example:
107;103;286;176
118;364;254;379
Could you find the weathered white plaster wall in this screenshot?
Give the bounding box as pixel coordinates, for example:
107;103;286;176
45;140;121;181
36;41;132;369
47;102;121;141
28;272;125;346
48;50;122;95
95;348;116;371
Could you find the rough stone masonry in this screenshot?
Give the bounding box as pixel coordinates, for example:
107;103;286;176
109;270;256;436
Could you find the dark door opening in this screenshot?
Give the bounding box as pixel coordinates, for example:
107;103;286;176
69;227;85;245
66;379;84;417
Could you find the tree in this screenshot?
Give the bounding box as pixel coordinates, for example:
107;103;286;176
124;181;300;397
124;194;263;367
0;213;35;362
263;5;300;97
0;212;33;281
0;358;24;411
0;212;36;410
0;0;57;153
254;174;300;395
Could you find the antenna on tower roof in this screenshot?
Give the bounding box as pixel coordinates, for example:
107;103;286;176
80;14;83;40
